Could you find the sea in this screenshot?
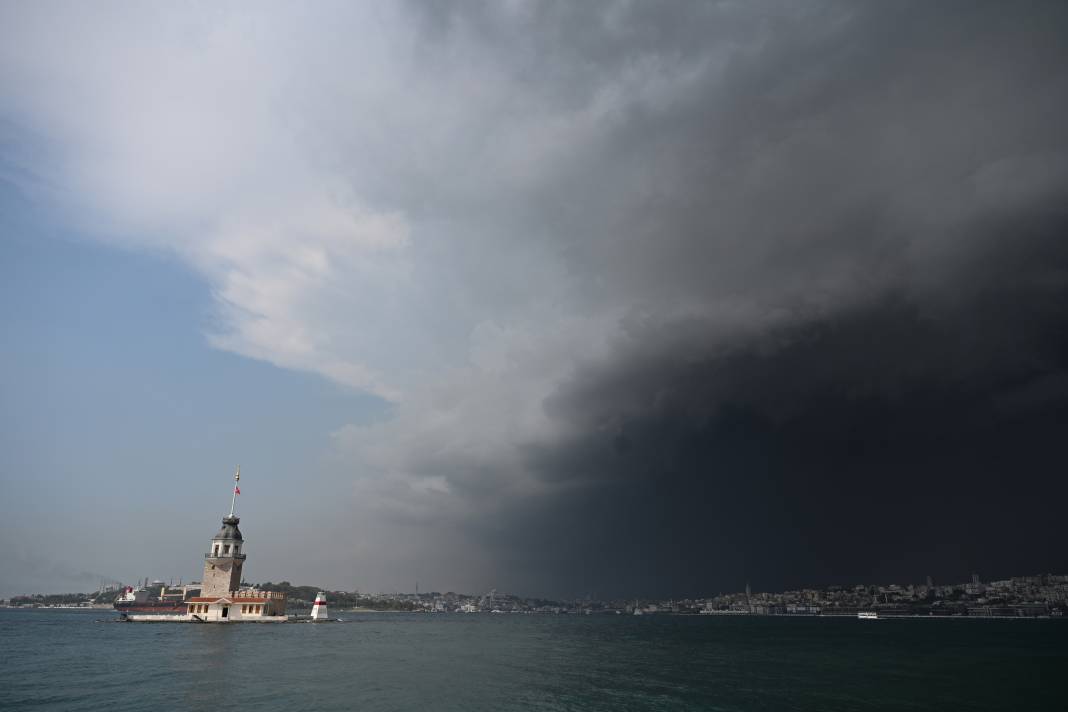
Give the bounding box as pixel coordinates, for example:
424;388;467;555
1;609;1065;711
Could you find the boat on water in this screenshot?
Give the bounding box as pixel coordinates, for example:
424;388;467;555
113;582;199;614
858;611;879;620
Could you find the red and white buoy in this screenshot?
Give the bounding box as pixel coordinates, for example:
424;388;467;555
311;592;328;620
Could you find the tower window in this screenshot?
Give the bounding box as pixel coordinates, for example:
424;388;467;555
224;544;230;554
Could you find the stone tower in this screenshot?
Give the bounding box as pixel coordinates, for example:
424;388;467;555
201;515;245;597
200;467;245;597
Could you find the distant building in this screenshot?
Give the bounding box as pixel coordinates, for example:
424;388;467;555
965;573;986;596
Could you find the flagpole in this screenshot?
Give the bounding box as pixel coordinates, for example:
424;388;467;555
229;465;240;518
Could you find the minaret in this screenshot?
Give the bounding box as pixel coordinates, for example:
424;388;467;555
201;467;246;598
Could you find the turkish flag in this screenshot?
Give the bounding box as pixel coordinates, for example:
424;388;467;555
234;486;241;495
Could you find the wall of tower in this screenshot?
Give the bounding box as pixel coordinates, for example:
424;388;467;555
201;557;243;598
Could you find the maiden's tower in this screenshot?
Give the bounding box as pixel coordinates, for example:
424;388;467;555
181;468;287;622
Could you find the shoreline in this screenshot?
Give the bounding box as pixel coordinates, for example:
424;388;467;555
3;606;1062;621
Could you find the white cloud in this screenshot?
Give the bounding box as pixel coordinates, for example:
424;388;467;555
1;2;424;397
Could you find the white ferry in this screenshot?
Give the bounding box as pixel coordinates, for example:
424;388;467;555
858;611;879;620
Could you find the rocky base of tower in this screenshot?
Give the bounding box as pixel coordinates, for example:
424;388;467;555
120;613;290;623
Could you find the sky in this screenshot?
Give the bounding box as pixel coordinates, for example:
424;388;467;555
1;1;1066;599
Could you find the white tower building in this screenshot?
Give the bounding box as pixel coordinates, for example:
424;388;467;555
311;592;328;620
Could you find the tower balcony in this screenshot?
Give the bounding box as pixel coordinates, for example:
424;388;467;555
205;552;247;561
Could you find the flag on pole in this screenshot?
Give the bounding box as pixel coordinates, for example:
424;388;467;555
228;466;242;518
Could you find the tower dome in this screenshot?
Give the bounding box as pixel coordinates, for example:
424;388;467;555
214;516;244;542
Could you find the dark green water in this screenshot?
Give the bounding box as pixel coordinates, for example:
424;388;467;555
1;609;1065;711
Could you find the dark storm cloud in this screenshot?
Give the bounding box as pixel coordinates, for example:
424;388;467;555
397;1;1068;596
497;217;1068;597
406;0;1067;309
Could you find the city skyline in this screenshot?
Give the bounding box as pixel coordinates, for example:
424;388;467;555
2;1;1067;599
7;570;1067;622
